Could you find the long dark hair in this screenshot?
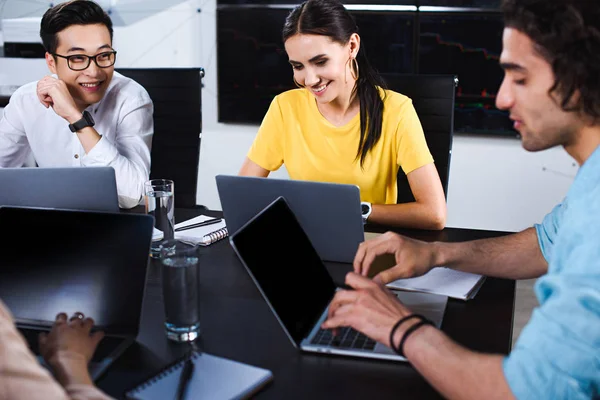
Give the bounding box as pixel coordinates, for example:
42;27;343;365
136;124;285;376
282;0;387;166
502;0;600;120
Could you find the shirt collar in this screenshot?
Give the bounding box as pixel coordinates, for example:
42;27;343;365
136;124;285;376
567;143;600;199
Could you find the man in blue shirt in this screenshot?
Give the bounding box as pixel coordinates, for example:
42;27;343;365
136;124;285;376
322;0;600;398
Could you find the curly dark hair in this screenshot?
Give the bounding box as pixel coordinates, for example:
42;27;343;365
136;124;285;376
40;0;113;55
502;0;600;120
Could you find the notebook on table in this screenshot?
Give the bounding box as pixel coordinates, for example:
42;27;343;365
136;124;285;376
125;351;273;400
229;196;448;362
363;233;486;300
386;269;485;300
174;215;228;246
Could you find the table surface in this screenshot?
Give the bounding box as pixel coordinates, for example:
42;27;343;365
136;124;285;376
98;208;515;399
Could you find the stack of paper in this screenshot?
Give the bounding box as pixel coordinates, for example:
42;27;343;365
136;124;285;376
386;268;485;300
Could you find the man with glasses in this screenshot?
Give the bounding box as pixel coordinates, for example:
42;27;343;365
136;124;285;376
0;0;153;209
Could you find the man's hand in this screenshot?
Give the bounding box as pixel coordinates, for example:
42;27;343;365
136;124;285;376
354;232;439;283
36;76;82;123
322;272;414;347
38;312;104;386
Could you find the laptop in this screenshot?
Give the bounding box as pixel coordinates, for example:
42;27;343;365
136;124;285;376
230;196;448;361
0;206;154;380
216;174;364;263
0;167;119;212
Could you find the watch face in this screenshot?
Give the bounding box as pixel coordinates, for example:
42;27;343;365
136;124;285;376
361;203;370;215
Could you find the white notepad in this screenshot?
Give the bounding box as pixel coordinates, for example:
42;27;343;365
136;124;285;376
125;352;273;400
174;215;229;246
362;232;485;300
386;267;485;300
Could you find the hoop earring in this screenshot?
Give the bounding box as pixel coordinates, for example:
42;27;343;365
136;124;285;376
350;58;359;81
293;77;304;88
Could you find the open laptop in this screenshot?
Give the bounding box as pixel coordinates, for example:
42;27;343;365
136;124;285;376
230;196;448;361
0;167;119;212
0;206;154;380
216;175;364;263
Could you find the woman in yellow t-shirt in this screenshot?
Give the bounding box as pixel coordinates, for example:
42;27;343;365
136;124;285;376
239;0;446;230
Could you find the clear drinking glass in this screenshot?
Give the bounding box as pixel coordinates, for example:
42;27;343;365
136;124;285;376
144;179;175;258
160;239;200;342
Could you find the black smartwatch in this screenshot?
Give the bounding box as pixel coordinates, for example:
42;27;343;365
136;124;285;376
68;110;95;132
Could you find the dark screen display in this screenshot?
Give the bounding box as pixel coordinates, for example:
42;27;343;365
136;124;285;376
419;12;514;135
419;0;500;8
218;1;416;4
231;198;336;344
217;8;415;123
0;208;153;335
216;5;515;136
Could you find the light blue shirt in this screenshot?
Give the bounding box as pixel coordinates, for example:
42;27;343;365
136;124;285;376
503;145;600;399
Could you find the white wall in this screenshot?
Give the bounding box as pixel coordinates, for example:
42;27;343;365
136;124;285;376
1;0;576;232
445;135;576;231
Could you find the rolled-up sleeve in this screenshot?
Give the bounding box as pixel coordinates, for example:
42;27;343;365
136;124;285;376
534;201;565;263
504;214;600;399
82;98;153;209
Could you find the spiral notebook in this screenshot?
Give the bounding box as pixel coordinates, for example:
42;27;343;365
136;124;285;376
174;215;229;246
125;351;273;400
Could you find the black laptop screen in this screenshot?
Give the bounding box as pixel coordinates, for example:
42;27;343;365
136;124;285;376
231;197;337;344
0;207;153;336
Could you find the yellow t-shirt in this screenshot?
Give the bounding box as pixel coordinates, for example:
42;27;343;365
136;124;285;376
247;88;433;204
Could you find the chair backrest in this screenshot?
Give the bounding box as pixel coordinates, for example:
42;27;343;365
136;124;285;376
381;73;456;204
116;68;203;208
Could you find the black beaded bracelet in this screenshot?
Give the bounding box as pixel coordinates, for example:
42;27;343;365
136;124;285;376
389;314;427;356
398;318;434;358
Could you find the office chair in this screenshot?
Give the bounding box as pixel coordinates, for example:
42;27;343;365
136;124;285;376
116;68;204;208
381;73;457;204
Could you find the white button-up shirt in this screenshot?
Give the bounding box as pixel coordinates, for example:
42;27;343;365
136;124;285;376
0;72;153;209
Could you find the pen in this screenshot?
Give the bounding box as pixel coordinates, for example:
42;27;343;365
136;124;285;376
175;357;194;400
175;217;222;232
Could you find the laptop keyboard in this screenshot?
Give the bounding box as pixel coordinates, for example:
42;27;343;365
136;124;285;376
19;328;126;363
311;327;376;351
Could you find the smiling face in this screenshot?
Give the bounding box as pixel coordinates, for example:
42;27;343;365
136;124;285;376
46;23;115;108
284;33;359;105
495;28;583;152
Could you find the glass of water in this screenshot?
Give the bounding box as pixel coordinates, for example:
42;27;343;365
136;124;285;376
144;179;175;258
160;239;200;342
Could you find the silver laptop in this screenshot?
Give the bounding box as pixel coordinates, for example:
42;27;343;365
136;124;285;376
0;206;154;380
216;175;364;263
0;167;119;212
230;196;447;362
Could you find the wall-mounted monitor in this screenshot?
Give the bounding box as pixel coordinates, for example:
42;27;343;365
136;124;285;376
218;1;416;4
418;12;513;135
419;0;500;8
216;3;514;136
217;7;415;124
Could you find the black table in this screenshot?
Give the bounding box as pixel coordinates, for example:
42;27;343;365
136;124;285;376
98;208;515;399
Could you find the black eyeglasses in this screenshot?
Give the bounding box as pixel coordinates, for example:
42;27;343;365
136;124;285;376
53;50;117;71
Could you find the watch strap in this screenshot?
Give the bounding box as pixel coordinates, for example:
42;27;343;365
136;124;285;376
68;111;95;132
